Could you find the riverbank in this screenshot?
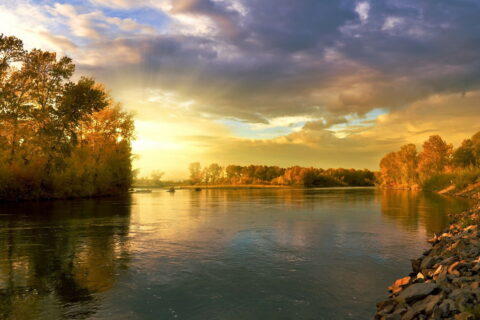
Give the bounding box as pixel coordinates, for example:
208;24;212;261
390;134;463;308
132;185;377;191
375;185;480;319
177;184;289;189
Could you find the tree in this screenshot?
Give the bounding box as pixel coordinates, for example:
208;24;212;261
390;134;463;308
452;139;476;168
379;152;401;187
150;171;164;187
417;135;452;182
206;163;222;184
471;131;480;166
397;144;418;186
0;34;24;79
189;162;202;184
0;35;134;200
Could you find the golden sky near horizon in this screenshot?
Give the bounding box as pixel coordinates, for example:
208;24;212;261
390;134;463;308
2;0;480;179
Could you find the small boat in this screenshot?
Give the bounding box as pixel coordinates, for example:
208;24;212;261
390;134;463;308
194;187;202;192
167;186;176;193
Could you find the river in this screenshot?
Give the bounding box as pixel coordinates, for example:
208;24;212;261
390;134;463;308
0;188;472;319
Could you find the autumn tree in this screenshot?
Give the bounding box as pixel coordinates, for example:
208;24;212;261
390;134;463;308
149;171;164;187
379;152;401;187
205;163;222;184
453;139;477;168
417;135;452;182
397;144;419;186
189;163;374;187
189;162;202;184
0;34;134;200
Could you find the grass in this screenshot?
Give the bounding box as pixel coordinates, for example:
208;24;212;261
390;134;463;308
422;168;480;192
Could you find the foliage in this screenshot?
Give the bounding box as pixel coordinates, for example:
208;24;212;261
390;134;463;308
380;132;480;190
188;162;202;184
422;173;456;192
134;170;167;187
187;163;375;187
417;135;453;182
0;34;134;200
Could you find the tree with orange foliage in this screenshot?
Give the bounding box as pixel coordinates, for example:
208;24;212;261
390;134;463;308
0;34;134;200
417;135;452;182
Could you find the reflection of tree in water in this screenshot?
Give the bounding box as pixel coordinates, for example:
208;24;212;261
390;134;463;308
379;190;471;235
0;197;132;319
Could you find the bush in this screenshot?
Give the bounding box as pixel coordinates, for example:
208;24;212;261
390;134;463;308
453;169;480;190
422;173;455;191
421;169;480;192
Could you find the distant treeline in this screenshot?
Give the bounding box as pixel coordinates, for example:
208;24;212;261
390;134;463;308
188;163;375;187
0;35;134;200
379;131;480;190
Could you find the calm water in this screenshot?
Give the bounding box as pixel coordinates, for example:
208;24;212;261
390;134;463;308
0;188;471;320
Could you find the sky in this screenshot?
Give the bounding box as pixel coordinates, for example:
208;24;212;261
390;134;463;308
2;0;480;178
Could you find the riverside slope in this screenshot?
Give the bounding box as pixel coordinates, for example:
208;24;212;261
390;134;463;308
375;185;480;320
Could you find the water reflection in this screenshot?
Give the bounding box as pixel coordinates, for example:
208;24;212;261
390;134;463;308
0;198;131;319
0;189;472;319
378;190;471;236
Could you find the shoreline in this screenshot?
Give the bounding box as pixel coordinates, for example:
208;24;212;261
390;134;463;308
132;185;376;190
375;186;480;320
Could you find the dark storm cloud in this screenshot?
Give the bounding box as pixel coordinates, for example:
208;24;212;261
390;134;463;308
80;0;480;123
170;0;243;39
238;0;356;52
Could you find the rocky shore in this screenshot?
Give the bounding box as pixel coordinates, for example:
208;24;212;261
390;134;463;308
375;189;480;320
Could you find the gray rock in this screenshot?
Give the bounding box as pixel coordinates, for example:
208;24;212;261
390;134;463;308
450;288;474;300
421;256;439;270
377;298;397;312
439;298;454;316
431;305;442;320
411;258;422;273
383;303;396;314
411;293;443;314
400;307;417;320
397;283;438;302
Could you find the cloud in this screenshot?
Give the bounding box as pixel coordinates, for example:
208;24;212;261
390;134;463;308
2;0;480;175
355;2;370;22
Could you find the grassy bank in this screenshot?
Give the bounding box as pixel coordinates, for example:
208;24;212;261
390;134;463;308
423;169;480;194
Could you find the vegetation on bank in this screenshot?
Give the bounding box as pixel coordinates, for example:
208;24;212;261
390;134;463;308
0;35;134;200
186;163;375;187
133;165;375;188
379;132;480;191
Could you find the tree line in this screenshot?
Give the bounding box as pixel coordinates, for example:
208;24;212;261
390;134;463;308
0;35;134;200
379;131;480;190
188;162;375;187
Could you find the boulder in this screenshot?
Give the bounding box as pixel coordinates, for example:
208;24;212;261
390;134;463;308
411;293;443;315
411;258;422;273
421;256;439;270
397;283;438;302
377;298;397;314
439;298;456;316
400;306;417;320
